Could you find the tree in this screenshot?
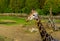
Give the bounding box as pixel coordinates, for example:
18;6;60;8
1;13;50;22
9;0;25;13
38;0;46;9
0;0;9;12
25;0;39;9
43;0;60;15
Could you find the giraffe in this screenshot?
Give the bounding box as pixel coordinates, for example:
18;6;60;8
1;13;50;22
47;7;58;31
26;9;59;41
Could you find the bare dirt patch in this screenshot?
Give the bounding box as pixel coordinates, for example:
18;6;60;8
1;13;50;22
0;24;41;41
0;24;60;41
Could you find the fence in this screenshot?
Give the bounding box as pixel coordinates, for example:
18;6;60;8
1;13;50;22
0;13;60;19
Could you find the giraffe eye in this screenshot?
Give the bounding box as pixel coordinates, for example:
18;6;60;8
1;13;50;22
33;15;35;16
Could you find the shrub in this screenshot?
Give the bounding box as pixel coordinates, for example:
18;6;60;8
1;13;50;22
3;7;12;13
21;7;31;14
36;9;45;15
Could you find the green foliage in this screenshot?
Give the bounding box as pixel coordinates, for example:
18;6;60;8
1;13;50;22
21;7;30;13
36;9;44;15
43;0;60;15
3;8;12;13
9;0;25;13
25;0;39;9
0;0;59;15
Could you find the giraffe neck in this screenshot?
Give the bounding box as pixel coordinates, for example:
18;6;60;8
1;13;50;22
37;19;53;41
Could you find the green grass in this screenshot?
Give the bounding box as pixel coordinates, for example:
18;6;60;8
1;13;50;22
0;16;35;25
0;16;60;25
54;19;60;23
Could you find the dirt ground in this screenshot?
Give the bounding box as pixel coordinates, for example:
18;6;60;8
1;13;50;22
0;24;60;41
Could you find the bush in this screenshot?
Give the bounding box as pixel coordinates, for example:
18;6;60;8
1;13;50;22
36;9;45;15
21;7;31;14
3;7;12;13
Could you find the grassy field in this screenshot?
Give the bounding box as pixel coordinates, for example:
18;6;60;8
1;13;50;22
0;16;25;24
0;16;36;25
0;16;60;41
0;16;60;25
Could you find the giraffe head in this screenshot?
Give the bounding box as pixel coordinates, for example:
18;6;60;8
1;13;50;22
26;9;39;21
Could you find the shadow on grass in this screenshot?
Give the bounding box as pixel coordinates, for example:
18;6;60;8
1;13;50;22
0;22;16;24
